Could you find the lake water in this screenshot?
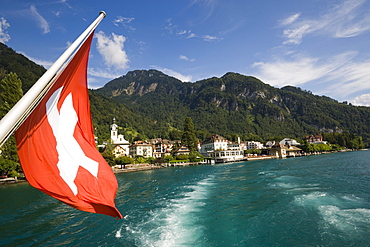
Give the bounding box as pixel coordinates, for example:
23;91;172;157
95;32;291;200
1;150;370;246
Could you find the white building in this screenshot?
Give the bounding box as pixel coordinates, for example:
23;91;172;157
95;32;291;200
209;149;244;163
200;134;229;157
265;141;276;148
245;141;264;150
151;138;175;158
200;135;245;163
110;118;130;157
279;138;300;146
129;141;153;158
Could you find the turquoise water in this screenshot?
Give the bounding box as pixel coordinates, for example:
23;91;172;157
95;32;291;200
1;150;370;246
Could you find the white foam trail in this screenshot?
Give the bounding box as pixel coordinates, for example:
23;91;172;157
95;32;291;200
319;206;370;233
153;175;215;246
114;175;215;246
269;174;320;192
125;175;215;247
115;228;121;238
294;192;370;235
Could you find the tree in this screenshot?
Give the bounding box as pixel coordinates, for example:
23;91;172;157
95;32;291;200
115;156;134;168
245;149;262;155
135;156;146;164
0;72;23;117
176;154;189;160
0;157;21;177
181;117;198;151
189;151;204;162
0;73;23;177
163;155;174;163
101;143;116;166
146;157;155;164
0;136;19;163
169;128;182;140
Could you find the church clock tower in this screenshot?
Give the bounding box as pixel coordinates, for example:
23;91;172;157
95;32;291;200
110;118;118;142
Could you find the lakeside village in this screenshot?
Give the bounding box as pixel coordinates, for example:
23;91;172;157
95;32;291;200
0;117;362;184
102;118;344;174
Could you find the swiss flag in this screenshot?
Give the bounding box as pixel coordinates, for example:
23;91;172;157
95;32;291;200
15;32;122;219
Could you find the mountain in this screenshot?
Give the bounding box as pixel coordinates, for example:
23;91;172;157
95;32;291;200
0;41;369;146
96;69;370;145
0;43;46;92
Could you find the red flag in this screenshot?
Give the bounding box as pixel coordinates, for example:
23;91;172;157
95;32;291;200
15;32;122;219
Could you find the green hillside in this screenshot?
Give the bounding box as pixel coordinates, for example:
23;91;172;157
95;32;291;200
97;69;370;145
1;42;369;147
0;43;46;92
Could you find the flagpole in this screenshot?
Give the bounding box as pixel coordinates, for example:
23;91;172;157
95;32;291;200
0;11;106;148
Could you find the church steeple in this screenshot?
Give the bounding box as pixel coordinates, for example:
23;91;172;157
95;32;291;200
110;118;118;141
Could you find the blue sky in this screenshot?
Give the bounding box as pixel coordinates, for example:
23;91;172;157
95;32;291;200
1;0;370;106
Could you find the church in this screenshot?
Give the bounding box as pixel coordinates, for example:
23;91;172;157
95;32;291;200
110;118;130;157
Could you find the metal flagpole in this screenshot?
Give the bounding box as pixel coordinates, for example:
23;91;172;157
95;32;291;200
0;11;106;147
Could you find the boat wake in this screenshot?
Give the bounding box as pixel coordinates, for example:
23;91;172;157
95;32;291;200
116;174;216;246
294;192;370;237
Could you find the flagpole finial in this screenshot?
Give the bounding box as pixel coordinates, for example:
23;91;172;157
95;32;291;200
100;11;107;18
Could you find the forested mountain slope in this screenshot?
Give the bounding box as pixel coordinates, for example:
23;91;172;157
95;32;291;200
1;41;369;146
0;43;46;92
97;69;370;145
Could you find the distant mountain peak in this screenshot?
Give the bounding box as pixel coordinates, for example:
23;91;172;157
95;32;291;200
94;69;370;146
126;69;167;78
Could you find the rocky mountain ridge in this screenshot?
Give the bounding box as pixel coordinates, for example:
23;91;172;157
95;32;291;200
95;69;370;145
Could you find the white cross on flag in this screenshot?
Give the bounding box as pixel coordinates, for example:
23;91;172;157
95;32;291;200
15;32;122;219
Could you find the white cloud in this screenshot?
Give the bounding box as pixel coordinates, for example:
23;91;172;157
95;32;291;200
151;66;192;82
324;58;370;98
189;0;217;22
164;18;177;34
88;68;121;79
177;30;188;35
252;51;370;103
177;29;196;38
59;0;72;9
280;0;370;45
202;34;220;42
113;16;135;31
280;13;301;26
352;93;370;106
180;55;195;62
282;24;310;45
187;33;196;38
87;68;123;89
0;17;10;43
30;5;50;34
95;31;129;70
19;51;53;68
252;54;338;87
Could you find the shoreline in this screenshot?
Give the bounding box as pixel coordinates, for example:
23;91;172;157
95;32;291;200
2;149;367;185
113;164;163;174
112;162;206;174
0;177;27;185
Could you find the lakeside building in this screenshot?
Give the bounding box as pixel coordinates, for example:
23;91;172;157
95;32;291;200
265;141;276;148
306;133;327;144
245;141;264;150
209;149;245;163
150;138;176;158
104;120;307;162
110;118;130;157
280;138;300;146
200;134;245;163
129;140;153;158
200;134;229;157
172;146;191;156
269;143;302;158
